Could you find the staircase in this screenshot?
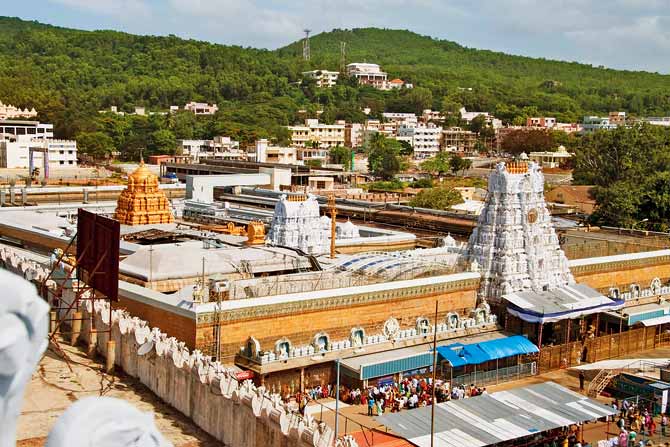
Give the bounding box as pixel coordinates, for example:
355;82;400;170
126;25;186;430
587;369;617;397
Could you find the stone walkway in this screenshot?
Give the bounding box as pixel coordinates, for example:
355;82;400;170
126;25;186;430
17;340;219;446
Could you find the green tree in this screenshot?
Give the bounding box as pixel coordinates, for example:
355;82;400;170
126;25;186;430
449;154;472;175
150;129;177;154
499;129;555;156
75;131;115;160
329;145;353;170
421;152;451;176
366;134;403;180
409;187;464;210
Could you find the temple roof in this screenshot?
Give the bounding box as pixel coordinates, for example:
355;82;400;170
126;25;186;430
129;160;155;183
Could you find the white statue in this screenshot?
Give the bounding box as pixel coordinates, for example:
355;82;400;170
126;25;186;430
0;269;49;447
46;396;172;447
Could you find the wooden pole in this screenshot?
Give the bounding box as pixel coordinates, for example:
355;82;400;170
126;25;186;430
430;300;439;447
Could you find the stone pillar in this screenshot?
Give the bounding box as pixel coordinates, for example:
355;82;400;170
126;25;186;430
300;368;305;393
70;311;82;346
0;189;5;206
21;188;27;205
83;189;89;204
106;340;115;373
88;329;97;358
9;187;15;205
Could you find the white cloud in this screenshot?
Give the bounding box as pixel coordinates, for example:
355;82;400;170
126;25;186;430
49;0;150;18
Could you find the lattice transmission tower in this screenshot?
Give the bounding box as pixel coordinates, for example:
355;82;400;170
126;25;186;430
302;29;311;61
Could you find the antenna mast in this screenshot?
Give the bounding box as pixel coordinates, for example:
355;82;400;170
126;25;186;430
302;29;311;61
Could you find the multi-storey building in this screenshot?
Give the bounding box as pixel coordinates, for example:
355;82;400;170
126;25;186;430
252;139;297;164
287;119;346;149
459;107;503;128
184;102;219;115
608;111;627;126
398;123;443;159
442;127;477;154
346;63;388;89
582;116;618;132
302;70;339;88
526;117;557;128
382;112;418;126
0;119;77;169
421;109;445;123
0;101;37;120
178;136;242;161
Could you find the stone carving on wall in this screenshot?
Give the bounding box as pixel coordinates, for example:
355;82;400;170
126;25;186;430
275;337;292;359
651;278;662;295
467;161;574;303
350;327;365;348
416;317;431;335
382;317;400;339
312;332;330;353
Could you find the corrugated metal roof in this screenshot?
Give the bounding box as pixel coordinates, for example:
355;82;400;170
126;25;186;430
377;382;615;447
437;336;538;367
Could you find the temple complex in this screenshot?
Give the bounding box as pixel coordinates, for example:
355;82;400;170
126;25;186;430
114;161;174;225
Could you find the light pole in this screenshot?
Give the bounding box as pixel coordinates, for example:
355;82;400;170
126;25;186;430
632;218;649;230
335;358;341;441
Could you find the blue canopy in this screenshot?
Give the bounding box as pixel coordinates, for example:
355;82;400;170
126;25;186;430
436;336;538;367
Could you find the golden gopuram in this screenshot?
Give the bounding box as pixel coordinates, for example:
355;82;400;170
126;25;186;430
115;161;174;225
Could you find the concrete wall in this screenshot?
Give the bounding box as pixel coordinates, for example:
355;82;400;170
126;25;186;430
0;247;336;447
186;173;271;202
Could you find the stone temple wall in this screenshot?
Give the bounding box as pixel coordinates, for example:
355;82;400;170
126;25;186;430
0;247;336;447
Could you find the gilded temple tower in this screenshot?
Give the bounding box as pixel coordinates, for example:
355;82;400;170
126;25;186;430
115;161;174;225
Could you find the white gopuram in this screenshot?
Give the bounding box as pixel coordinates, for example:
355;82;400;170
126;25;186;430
468;161;574;303
266;194;330;254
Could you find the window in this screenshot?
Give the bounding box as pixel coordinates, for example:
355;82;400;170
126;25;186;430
59;161;64;165
69;161;73;165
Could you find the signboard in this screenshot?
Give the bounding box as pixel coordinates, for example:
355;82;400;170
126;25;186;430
76;209;120;301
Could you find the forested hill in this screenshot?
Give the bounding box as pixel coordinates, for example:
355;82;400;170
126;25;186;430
279;28;670;122
2;17;670;156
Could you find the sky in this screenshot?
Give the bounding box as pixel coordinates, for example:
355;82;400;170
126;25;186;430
4;0;670;73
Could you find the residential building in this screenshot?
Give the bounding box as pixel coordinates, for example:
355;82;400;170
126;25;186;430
526;117;557;128
388;79;405;89
302;70;339;88
643;117;670;127
545;185;596;214
0;101;37;120
582;116;618;132
184;102;219;115
382;112;418;126
253;139;297;164
608;112;627;126
346;63;387;89
459;107;503;128
442;127;477;154
178;136;242;162
421;109;445;123
287;119;346;149
398;123;442;159
298;147;329;163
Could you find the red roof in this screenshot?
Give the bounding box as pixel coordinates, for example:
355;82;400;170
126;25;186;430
389;79;404;83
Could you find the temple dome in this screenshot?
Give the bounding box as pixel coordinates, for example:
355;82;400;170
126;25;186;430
114;161;174;226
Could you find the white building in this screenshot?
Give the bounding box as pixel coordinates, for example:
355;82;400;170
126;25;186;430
178;136;242;162
382;112;418;126
253;139;298;164
184;102;219;115
459;107;503;129
398;123;443;159
266;194;330;255
582;116;618;132
0;120;76;169
302;70;339;88
526;117;557;128
0;101;37;120
287;119;346;149
346;63;388;89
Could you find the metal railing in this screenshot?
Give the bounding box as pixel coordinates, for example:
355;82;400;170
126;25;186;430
451;362;536;387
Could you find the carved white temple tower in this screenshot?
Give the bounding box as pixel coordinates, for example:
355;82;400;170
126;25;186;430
266;194;330;255
468;161;574;304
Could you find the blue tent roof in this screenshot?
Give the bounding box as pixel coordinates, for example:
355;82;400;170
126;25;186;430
437;336;538;367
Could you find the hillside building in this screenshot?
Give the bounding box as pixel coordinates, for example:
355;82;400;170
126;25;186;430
287;119;345;149
178;136;242;162
582;116;618;132
346;63;388;89
252;139;297;164
442;127;477;154
302;70;339;88
398;123;442;159
526;117;557;128
0;101;37;120
184;102;219;115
